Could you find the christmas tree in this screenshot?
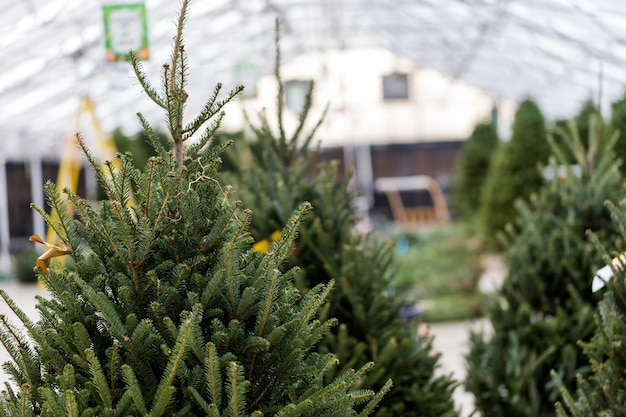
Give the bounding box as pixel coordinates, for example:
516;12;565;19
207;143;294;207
552;202;626;416
453;121;499;221
609;90;626;172
479;99;550;248
219;21;458;417
0;2;391;415
465;112;623;417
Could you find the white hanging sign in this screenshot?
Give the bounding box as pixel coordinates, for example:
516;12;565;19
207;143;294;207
593;251;626;292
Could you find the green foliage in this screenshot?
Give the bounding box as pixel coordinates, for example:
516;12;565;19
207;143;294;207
465;113;624;417
480;99;550;248
0;2;390;416
393;224;484;323
453;122;499;220
219;21;457;417
573;100;598;147
552;204;626;417
610;91;626;173
551;100;598;165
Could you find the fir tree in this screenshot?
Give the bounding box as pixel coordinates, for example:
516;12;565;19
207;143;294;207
453;121;499;221
479;99;550;248
609;90;626;173
0;2;390;415
551;100;598;164
465;112;624;417
220;21;458;417
552;203;626;416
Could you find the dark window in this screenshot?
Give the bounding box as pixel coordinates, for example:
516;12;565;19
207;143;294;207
382;73;409;100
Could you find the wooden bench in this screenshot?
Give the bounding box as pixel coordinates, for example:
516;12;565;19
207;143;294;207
374;175;450;226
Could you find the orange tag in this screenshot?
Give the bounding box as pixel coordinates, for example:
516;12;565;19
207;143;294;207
29;234;69;273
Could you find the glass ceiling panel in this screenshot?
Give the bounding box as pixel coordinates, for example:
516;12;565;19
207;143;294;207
1;0;626;159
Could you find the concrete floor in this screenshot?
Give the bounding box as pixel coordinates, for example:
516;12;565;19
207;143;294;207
429;318;492;417
428;252;503;416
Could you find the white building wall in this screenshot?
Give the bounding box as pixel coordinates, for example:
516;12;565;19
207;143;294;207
224;47;515;146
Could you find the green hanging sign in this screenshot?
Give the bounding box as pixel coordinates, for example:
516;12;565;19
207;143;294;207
234;62;261;98
102;3;149;62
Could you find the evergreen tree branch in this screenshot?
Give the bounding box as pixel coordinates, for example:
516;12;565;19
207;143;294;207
0;314;40;390
130;52;166;109
64;387;78;417
121;364;148;415
69;275;155;385
40;385;67;416
149;318;194;415
358;378;393;417
137;113;168;157
204;342;223;409
30;180;78;256
77;134;117;201
187;111;227;158
226;362;247;417
298;101;329;157
256;269;280;338
288;81;315;149
274;19;287;154
184;85;244;146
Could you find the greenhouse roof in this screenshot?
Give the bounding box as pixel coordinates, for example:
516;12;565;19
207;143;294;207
1;0;626;158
